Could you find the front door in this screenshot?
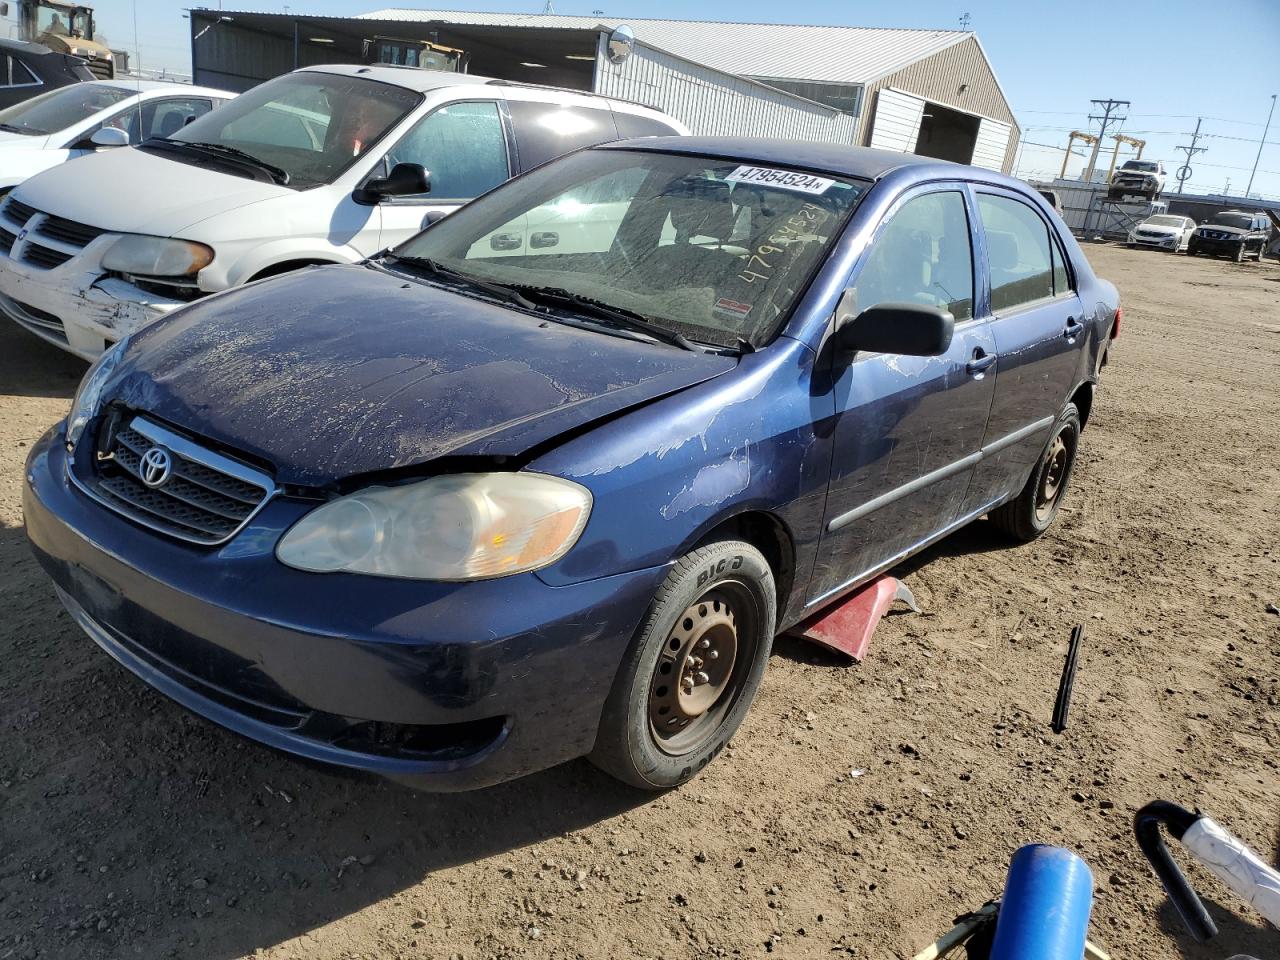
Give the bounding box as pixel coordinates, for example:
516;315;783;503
373;99;511;249
810;186;997;603
962;190;1084;515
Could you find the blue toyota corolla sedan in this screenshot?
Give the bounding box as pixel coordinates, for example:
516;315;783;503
24;138;1119;791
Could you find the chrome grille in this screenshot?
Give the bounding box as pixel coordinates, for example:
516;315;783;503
78;416;275;546
0;195;110;270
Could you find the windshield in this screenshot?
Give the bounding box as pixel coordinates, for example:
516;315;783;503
163;72;421;189
392;149;866;348
0;83;131;136
1206;214;1252;230
1122;161;1158;172
1145;216;1184;227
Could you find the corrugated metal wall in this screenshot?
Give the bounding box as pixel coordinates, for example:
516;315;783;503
866;89;925;152
971;118;1013;171
594;38;856;143
858;36;1020;172
191;15;336;91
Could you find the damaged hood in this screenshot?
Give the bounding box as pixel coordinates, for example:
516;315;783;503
13;144;290;235
111;264;737;486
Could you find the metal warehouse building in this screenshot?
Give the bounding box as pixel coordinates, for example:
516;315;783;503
190;7;1021;173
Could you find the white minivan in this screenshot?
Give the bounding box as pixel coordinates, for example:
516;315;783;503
0;65;687;360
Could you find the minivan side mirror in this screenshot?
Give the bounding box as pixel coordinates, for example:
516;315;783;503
83;126;130;149
357;162;430;203
833;293;955;356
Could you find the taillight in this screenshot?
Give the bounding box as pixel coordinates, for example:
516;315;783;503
1112;306;1122;340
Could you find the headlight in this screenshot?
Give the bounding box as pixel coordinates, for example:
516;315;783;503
66;336;129;451
276;473;592;580
101;235;213;277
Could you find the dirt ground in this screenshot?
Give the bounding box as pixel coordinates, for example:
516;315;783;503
1;244;1277;960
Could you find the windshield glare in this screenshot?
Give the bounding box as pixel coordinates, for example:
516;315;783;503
1146;216;1183;227
166;72;421;189
0;83;132;136
393;150;866;348
1123;161;1158;172
1208;215;1252;229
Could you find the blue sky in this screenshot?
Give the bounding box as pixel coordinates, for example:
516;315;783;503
102;0;1280;199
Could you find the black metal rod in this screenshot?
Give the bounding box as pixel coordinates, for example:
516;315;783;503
1051;624;1084;733
1134;801;1216;942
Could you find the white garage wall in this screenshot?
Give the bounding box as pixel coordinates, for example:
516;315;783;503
593;37;856;143
971;118;1013;171
867;89;925;153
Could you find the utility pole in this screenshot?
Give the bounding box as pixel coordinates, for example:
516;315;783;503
1081;99;1129;185
1174;118;1208;194
1223;178;1231;197
1245;94;1276;199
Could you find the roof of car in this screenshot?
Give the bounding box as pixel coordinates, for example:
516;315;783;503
599;136;1017;185
297;64;663;113
0;37;57;55
85;78;235;97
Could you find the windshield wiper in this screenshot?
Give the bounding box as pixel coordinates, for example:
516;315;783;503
0;123;40;135
144;138;290;185
386;255;538;311
511;286;699;351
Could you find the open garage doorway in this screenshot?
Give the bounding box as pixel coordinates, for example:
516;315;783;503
914;102;979;164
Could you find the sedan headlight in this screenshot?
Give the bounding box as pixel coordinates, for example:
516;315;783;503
276;473;592;580
101;235;214;277
66;336;129;451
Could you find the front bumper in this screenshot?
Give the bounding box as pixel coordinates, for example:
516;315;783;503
1187;236;1246;257
0;232;186;361
1130;234;1179;249
23;425;668;790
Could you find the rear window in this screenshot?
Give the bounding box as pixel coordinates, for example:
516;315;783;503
507;100;618;169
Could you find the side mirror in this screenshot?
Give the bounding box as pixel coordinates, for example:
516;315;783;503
85;126;130;149
358;162;430;202
833;292;955;357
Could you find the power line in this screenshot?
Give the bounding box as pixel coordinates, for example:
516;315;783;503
1082;99;1129;184
1174;118;1208;194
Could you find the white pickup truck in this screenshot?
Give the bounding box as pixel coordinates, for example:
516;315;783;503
1108;159;1166;201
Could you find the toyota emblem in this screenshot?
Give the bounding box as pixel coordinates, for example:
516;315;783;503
139;446;172;488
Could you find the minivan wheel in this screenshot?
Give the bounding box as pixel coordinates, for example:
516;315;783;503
590;541;775;790
989;403;1081;542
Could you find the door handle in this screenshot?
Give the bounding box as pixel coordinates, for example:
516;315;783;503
1063;318;1085;340
489;232;522;251
966;348;997;376
530;231;559;249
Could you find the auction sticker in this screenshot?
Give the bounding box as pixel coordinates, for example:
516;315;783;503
725;165;835;195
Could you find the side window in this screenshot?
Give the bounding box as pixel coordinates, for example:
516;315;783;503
1050;233;1071;296
0;56;38;87
977;193;1054;312
507;100;618;170
384;100;509;202
146;98;213;139
100;98;213;144
854;190;974;322
613;111;679;139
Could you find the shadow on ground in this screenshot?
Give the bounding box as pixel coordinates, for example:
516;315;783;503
1156;894;1276;959
0;515;651;960
0;320;86;400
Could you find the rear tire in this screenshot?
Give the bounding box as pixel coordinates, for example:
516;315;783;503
989;403;1081;543
590;541;776;790
1257;241;1267;262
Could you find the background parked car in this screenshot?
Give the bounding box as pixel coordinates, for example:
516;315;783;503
1108;159;1166;201
0;78;234;194
1126;214;1196;251
0;37;95;110
1186;210;1273;262
0;64;687;361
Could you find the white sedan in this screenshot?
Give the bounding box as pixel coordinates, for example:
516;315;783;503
0;80;235;194
1127;214;1196;252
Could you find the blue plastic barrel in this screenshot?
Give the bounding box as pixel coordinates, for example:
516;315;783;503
989;844;1094;960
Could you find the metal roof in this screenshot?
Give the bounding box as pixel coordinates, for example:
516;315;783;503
357;9;970;84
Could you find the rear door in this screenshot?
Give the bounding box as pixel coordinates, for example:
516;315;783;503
810;184;997;601
962;189;1083;515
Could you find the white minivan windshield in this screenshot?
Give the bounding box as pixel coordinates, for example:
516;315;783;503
150;72;421;189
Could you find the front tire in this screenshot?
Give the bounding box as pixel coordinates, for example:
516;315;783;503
1234;243;1246;263
590;541;776;790
989;403;1081;542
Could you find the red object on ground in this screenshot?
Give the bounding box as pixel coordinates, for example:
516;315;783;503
789;575;920;661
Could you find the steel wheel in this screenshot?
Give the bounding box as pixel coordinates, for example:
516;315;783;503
1035;435;1069;523
648;583;755;756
